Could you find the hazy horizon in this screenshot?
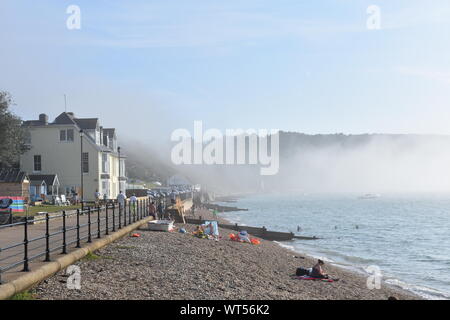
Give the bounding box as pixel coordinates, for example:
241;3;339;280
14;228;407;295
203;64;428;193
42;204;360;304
2;0;450;142
2;1;450;194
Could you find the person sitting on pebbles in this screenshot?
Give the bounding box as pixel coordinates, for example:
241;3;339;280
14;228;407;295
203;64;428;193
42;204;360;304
310;259;329;279
194;225;207;239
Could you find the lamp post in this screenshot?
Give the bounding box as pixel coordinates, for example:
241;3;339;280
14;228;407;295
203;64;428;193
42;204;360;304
118;146;121;193
80;129;84;210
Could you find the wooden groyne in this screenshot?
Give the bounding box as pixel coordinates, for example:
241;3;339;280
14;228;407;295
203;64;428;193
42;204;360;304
184;218;319;242
203;203;248;212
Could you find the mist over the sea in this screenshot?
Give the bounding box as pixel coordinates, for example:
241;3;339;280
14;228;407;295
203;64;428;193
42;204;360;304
274;133;450;193
139;132;450;194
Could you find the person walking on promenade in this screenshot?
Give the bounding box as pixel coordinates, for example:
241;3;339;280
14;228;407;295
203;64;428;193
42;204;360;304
117;191;126;210
130;194;138;217
94;189;101;206
149;201;157;219
157;201;164;219
170;190;176;205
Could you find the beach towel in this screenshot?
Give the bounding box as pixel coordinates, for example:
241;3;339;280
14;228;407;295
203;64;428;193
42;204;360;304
295;275;337;282
202;220;219;237
0;197;24;213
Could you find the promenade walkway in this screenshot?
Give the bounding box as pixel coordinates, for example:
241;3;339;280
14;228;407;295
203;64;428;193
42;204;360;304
0;197;193;287
0;201;146;285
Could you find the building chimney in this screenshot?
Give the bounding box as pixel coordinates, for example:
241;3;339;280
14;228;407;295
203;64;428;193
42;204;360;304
39;113;48;125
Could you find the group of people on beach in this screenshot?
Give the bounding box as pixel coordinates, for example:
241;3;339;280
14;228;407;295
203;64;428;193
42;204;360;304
193;222;219;241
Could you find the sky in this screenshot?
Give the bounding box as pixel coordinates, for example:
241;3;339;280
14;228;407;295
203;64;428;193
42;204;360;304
1;0;450;145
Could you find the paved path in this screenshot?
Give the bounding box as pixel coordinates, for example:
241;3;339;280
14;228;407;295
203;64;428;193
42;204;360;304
0;202;146;284
0;198;193;285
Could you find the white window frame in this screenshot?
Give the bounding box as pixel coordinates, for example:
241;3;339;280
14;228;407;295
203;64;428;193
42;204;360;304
82;152;89;173
102;153;109;173
60;129;74;142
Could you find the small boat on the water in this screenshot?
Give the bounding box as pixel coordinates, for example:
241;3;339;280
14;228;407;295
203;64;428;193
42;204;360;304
358;193;381;199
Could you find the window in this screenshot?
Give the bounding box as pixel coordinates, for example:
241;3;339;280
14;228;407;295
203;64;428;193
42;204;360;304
60;129;74;142
67;129;74;141
82;152;89;173
102;153;108;173
24;130;31;144
102;181;109;197
119;159;125;177
34;155;42;171
60;130;66;141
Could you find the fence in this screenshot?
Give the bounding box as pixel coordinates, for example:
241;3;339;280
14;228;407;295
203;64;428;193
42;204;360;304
0;198;151;285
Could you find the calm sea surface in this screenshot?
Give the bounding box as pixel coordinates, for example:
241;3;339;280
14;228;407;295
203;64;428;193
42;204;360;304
218;193;450;300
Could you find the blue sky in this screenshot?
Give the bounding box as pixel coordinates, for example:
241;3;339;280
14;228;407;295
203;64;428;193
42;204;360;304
1;0;450;143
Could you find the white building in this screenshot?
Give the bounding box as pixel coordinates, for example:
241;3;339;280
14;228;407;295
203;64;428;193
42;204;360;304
20;112;127;201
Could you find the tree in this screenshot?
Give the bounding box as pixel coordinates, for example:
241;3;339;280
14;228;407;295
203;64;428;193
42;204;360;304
0;91;29;168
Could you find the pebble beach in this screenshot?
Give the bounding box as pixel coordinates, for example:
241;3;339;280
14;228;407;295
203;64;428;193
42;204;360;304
32;207;420;300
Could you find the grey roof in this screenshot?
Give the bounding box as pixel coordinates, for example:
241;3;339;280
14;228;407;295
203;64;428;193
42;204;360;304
28;174;58;186
25;112;101;131
23;112;118;153
74;118;98;130
22;120;46;126
52;112;98;130
53;112;77;125
0;168;29;183
30;179;46;186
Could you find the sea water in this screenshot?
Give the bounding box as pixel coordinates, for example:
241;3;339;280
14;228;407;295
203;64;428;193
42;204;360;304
218;193;450;300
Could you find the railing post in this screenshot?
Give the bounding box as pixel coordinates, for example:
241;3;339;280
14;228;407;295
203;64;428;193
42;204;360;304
87;207;92;243
105;203;109;235
129;201;132;225
112;203;116;232
62;211;67;254
119;203;122;229
76;209;81;248
45;213;50;261
23;220;29;272
97;206;101;239
124;201;127;226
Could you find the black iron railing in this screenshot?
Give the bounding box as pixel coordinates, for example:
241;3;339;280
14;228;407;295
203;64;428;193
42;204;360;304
0;198;151;285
